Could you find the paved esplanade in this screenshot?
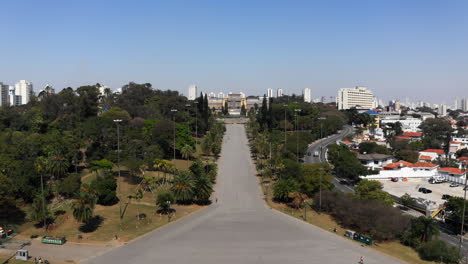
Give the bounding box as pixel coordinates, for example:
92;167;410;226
84;124;404;264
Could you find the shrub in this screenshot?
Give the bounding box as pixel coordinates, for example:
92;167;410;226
273;178;300;202
156;190;175;214
91;174;117;205
417;240;460;264
313;191;410;241
58;173;81;198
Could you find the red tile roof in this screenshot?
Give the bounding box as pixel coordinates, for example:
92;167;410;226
395;136;412;140
419;155;433;160
342;140;352;144
402;132;423;137
450;141;461;144
421;149;445;155
438;167;464;175
458;157;468;161
412;162;438;168
384;161;413;169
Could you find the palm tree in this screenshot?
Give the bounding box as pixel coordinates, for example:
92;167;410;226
48;153;69;179
418;216;440;243
172;171;195;203
72;185;97;224
180;144;194;167
193;175;213;202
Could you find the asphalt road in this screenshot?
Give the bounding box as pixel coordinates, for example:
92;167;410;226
84;124;404;264
304;125;355;193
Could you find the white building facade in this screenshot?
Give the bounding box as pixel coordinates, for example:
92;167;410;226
188;85;197;101
14;80;33;105
303;87;312;103
277;88;283;97
337;86;375;110
267;88;274;98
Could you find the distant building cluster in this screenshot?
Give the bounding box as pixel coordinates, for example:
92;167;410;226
0;80;34;106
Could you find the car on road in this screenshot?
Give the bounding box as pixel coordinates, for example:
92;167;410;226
390;177;398;182
450;183;459;187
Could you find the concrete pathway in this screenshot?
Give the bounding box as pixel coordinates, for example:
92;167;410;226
84;124;405;264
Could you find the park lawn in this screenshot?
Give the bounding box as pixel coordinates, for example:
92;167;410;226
18;200;203;243
261;181;434;264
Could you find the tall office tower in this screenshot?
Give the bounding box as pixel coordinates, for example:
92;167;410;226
438;104;447;116
337;86;374;110
454;98;459;110
462;98;468;112
0;82;10;106
303;88;312;103
321;96;326;103
277;88;283;97
188;85;197;100
14;80;33;105
267;88;274;98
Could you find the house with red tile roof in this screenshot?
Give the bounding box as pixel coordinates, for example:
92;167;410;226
383;161;413;170
412;162;439;171
419;155;434;162
402;132;423;139
419;149;446;161
438;167;465;177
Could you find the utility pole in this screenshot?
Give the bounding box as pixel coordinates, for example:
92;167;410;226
459;163;467;256
114;119;123;223
171;109;178;160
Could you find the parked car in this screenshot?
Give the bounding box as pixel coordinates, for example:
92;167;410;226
418;187;426;192
391;178;398;182
450;183;460;187
442;194;452;200
422;189;432;194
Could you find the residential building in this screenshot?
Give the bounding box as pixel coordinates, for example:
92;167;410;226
321;96;326;103
357;153;394;170
267;88;274;98
0;82;9;106
380;117;422;132
462;98;468;112
14;80;33;105
438;104;447;116
277;88;283;97
303;87;312;103
188;85;197;101
337;86;375;110
454;98;459;110
218;92;225;99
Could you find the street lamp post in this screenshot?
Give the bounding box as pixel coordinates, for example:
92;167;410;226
171;109;178;160
113;119;123;223
459;163;467;256
317;117;327;214
294;109;301;162
284;105;288;148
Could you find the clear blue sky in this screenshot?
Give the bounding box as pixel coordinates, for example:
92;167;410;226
1;0;467;103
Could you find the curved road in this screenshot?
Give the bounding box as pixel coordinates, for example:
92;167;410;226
304;125;355;193
84;124;403;264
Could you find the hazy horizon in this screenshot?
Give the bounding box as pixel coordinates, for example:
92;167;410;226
1;0;467;104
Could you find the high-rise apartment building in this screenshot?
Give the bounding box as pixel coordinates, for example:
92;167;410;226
14;80;33;105
277;88;283;97
462;98;468;112
267;88;274;98
188;85;197;100
303;88;312;103
337;86;375;110
438;104;447;116
454;98;459;110
0;82;9;106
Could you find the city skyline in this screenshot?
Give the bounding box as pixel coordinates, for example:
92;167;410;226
1;1;467;102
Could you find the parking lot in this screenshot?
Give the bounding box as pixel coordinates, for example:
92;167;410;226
379;178;465;206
